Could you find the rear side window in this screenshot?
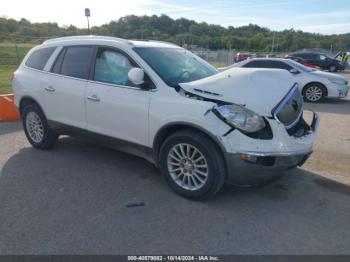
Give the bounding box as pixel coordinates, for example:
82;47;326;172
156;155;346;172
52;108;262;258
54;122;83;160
25;47;56;70
56;46;94;79
244;60;292;71
264;61;293;70
243;60;267;68
301;54;317;59
294;53;305;58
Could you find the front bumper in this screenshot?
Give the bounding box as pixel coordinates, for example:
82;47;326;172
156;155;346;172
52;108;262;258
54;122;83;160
327;82;349;98
223;111;319;186
225;151;311;186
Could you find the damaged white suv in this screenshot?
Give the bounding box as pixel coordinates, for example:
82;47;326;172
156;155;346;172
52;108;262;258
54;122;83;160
13;36;319;199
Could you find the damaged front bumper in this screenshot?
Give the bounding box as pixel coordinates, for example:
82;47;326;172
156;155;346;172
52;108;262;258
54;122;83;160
224;151;311;186
222;111;319;186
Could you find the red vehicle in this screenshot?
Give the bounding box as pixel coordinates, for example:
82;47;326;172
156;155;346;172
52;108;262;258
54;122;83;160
234;52;251;63
285;56;319;69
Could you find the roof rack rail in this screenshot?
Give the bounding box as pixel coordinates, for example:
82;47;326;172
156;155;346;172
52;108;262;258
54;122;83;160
43;35;133;45
147;40;178;47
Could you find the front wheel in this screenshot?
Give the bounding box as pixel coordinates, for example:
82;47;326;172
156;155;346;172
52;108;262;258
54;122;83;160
159;129;226;200
22;103;58;149
302;84;326;103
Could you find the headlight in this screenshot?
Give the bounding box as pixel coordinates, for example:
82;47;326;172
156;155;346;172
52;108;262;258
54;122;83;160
214;104;265;133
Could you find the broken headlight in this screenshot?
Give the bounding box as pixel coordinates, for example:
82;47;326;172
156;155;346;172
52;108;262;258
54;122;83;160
214;104;266;133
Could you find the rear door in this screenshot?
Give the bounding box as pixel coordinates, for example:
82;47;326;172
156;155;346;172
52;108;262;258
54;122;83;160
265;60;306;86
306;54;319;65
43;46;94;128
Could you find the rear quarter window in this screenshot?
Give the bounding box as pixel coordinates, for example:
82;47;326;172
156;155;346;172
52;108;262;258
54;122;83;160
25;47;56;70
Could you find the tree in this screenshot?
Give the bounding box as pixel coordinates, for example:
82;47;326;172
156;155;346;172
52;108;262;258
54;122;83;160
0;15;349;53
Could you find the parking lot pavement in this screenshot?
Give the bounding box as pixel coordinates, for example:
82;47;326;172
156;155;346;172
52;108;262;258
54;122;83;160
0;88;350;255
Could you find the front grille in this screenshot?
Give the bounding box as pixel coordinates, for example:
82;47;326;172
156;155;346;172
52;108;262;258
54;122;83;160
272;84;303;129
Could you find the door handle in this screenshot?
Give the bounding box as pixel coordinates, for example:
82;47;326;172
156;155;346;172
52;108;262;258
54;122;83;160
87;94;100;102
44;86;55;92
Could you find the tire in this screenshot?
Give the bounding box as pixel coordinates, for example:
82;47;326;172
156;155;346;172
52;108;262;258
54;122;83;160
329;65;337;72
22;103;58;149
302;83;326;103
159;129;226;200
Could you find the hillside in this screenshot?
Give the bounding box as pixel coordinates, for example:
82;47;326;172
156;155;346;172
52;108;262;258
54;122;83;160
1;15;349;52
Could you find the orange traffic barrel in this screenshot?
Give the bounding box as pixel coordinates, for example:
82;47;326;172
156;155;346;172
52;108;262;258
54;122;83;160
0;94;20;121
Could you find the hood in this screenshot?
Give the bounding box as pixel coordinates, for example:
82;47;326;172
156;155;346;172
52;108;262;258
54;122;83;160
310;70;348;82
179;67;296;116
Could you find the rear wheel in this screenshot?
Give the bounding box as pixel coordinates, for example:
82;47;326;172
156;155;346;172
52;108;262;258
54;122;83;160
159;129;226;200
302;83;326;103
22;103;58;149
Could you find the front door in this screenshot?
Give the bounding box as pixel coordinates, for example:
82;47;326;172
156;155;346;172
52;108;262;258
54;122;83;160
85;47;151;146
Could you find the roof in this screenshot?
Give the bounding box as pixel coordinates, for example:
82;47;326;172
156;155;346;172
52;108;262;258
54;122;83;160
243;57;289;62
42;35;179;48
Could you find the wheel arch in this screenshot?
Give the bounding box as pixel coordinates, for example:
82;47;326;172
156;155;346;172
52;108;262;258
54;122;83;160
302;82;328;97
152;122;227;167
19;96;46;117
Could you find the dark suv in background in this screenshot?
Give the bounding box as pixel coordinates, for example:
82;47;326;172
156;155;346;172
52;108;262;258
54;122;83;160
292;52;345;72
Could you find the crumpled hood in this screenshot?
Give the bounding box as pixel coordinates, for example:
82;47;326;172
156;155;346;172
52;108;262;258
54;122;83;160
179;67;296;116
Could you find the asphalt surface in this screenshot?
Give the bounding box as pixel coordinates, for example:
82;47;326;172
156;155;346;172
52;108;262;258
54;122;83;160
0;76;350;255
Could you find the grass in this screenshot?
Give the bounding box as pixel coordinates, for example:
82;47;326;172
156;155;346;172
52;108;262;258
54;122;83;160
0;42;35;94
0;65;17;94
210;62;228;68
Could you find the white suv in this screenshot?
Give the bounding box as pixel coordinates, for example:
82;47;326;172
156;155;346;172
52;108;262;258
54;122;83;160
13;36;319;199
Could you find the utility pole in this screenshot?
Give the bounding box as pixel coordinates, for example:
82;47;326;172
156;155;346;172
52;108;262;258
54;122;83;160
85;8;91;34
271;31;275;53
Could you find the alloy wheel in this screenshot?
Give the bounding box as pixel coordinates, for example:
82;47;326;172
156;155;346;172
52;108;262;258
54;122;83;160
305;86;323;102
167;143;209;191
26;111;44;143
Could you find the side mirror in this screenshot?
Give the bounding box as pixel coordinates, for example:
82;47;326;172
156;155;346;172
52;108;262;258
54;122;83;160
128;67;144;86
289;68;300;74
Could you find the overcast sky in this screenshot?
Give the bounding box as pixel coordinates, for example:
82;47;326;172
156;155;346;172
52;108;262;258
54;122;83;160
2;0;350;34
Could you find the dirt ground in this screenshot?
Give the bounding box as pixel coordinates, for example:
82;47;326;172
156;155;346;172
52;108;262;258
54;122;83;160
0;72;349;254
303;72;350;185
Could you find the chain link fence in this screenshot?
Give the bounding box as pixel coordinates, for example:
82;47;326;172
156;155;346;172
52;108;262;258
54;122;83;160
0;37;281;94
0;37;51;93
1;37;347;94
192;50;235;67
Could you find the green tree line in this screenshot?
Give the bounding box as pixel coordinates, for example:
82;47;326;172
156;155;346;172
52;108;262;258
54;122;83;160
1;15;349;52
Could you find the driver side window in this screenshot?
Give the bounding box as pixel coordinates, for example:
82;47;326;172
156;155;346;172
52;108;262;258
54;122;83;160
94;48;135;87
319;55;327;61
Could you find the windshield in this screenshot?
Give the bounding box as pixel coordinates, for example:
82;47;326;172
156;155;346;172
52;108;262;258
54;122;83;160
133;47;218;88
287;59;314;73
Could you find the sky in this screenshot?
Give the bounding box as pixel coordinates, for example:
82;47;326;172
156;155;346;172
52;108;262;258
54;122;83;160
1;0;350;35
